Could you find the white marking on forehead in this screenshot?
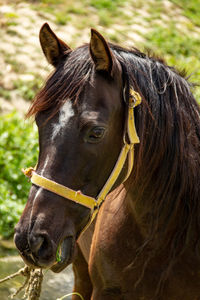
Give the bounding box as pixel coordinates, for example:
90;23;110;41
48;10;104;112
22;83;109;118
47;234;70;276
52;100;75;140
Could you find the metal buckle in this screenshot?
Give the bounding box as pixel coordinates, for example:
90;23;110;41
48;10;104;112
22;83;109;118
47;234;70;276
130;89;142;107
129;95;136;108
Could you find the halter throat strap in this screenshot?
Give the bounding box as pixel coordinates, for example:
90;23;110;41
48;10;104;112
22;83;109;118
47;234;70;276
23;89;141;226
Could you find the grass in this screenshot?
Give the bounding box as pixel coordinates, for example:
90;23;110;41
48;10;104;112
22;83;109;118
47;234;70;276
143;19;200;102
55;12;72;25
98;10;113;26
89;0;125;10
171;0;200;27
31;0;128;28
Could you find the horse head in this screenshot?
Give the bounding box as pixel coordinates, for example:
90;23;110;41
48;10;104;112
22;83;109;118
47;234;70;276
14;24;134;272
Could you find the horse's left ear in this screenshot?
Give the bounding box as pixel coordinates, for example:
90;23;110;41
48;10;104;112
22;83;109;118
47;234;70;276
90;29;114;75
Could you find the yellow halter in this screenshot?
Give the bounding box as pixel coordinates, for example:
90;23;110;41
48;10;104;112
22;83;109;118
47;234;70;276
23;89;141;229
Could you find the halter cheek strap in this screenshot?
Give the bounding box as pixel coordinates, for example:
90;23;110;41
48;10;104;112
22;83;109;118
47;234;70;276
22;89;141;230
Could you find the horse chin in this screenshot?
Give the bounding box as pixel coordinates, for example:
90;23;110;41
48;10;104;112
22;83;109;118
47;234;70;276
51;236;75;273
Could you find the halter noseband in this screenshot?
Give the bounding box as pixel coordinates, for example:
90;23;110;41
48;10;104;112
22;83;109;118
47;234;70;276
23;89;141;231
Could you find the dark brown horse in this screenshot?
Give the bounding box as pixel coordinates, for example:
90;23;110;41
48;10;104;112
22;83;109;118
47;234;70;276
14;23;200;300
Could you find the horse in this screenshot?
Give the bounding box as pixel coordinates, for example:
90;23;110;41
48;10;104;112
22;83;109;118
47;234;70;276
14;23;200;300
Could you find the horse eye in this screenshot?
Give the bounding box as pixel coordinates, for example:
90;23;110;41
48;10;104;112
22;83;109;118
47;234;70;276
87;127;105;143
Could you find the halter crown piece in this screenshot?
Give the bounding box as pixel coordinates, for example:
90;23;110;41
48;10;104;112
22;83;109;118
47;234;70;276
22;88;141;232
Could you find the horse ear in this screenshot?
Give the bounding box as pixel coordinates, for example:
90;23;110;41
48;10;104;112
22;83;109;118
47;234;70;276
90;29;113;74
39;23;71;67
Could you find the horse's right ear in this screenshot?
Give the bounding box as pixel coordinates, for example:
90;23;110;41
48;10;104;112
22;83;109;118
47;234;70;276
39;23;71;67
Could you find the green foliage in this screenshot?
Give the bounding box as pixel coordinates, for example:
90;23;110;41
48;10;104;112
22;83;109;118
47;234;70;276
0;112;38;238
32;0;127;29
4;12;19;19
66;6;85;15
35;0;63;4
89;0;126;25
0;87;11;100
171;0;200;27
55;12;71;25
56;245;61;262
90;0;123;10
13;77;43;101
3;12;19;27
98;10;112;26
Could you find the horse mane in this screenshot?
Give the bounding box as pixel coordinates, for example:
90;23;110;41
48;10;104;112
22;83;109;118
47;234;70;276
28;42;200;295
113;45;200;295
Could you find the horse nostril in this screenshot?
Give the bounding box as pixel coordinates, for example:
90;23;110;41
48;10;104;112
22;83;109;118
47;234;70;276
29;235;44;255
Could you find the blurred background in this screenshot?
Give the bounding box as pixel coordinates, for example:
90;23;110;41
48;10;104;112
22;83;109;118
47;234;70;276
0;0;200;298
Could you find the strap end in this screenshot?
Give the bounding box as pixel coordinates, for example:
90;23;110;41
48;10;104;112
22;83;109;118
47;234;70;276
22;167;34;178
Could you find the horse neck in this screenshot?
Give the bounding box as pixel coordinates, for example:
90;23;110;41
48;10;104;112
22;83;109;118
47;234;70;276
124;64;200;253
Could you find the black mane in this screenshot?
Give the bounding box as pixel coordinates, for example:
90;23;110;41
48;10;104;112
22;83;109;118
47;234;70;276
112;43;200;294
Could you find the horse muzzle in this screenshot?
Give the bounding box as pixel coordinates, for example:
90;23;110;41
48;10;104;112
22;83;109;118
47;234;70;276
14;227;76;271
